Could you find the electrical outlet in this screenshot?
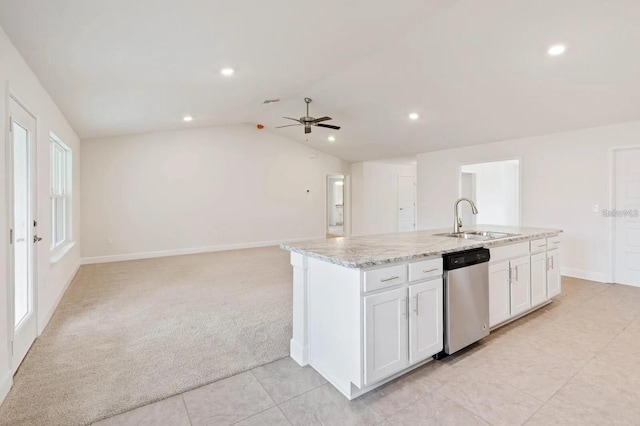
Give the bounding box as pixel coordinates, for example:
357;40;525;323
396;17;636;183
107;237;113;244
592;204;599;213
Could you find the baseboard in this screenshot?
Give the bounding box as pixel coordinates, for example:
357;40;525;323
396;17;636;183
562;267;609;283
290;339;309;367
39;263;80;335
0;369;12;407
81;236;326;265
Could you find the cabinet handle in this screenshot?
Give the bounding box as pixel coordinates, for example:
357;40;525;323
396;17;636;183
412;296;418;315
550;256;554;270
380;275;400;283
514;265;519;281
422;268;438;274
401;298;407;317
508;267;512;284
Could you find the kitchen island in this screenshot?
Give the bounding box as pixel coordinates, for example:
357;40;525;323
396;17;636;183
281;225;562;399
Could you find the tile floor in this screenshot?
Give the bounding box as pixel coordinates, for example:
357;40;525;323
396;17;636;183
94;277;640;425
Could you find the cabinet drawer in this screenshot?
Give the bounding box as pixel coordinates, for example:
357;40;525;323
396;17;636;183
490;242;529;263
548;235;561;248
409;258;443;282
364;264;408;292
530;238;547;253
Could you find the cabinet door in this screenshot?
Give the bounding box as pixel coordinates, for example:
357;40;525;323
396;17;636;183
510;256;532;317
364;287;409;385
489;261;511;327
531;252;548;307
547;249;562;297
409;278;443;364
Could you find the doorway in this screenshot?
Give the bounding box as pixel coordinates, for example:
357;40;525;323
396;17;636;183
459;160;521;227
7;95;39;371
613;148;640;287
398;175;416;232
327;175;345;237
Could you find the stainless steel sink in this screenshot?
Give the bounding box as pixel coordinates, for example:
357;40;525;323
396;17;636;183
435;230;520;241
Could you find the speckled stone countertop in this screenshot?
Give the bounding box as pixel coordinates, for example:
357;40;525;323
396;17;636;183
281;225;562;268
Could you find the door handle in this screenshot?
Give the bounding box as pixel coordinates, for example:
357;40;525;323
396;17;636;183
34;235;43;243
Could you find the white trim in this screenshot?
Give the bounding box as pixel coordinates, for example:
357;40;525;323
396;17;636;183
561;267;609;284
80;236;326;265
50;241;76;265
290;339;309;367
0;369;12;406
38;263;80;335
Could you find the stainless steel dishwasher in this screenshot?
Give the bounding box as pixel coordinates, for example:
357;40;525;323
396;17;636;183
439;248;491;357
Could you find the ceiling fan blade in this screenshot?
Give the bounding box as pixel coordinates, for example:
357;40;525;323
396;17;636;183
311;116;332;123
283;117;301;123
275;124;301;128
315;123;341;130
305;126;311;134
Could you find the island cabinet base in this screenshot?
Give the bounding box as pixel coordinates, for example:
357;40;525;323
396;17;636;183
290;252;444;399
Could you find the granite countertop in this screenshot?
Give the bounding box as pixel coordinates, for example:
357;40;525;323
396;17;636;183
280;225;562;268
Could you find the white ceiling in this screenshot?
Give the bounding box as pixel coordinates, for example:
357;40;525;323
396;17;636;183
1;0;639;162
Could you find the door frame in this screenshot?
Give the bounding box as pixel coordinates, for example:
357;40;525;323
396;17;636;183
5;86;39;372
457;156;523;226
326;173;350;236
608;146;640;284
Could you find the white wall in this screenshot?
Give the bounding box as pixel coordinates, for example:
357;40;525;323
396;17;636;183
418;120;640;282
80;125;350;261
0;26;81;403
461;160;520;226
351;161;416;235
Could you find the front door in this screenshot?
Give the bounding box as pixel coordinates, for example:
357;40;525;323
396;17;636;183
614;149;640;287
8;96;39;371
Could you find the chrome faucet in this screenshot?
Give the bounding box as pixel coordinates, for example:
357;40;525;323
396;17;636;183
454;198;478;233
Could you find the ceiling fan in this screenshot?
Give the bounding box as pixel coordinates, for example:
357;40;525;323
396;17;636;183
276;98;341;134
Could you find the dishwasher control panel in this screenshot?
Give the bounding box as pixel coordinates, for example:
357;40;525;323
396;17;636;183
443;248;490;271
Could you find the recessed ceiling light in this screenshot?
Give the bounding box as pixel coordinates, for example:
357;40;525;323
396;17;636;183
328;135;336;142
548;44;566;56
183;115;193;122
220;67;235;76
409;113;419;120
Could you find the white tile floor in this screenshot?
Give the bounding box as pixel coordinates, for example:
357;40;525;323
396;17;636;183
94;277;640;425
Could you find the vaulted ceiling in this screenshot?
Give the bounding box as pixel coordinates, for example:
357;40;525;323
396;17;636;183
1;0;639;161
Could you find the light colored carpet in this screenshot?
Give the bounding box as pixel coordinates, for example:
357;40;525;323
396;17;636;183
0;246;293;426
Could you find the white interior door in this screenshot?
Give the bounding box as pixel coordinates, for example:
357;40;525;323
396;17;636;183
398;176;416;232
614;149;640;286
8;96;38;371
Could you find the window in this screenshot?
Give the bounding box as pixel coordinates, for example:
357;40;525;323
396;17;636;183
50;135;71;250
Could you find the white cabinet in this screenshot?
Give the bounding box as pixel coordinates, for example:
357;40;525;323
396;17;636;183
547;248;561;297
510;256;531;317
489;255;531;327
489;261;511;327
363;275;443;385
409;279;443;364
364;287;409;385
531;252;548;307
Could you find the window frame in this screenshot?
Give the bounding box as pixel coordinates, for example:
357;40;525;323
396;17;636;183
50;133;72;255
